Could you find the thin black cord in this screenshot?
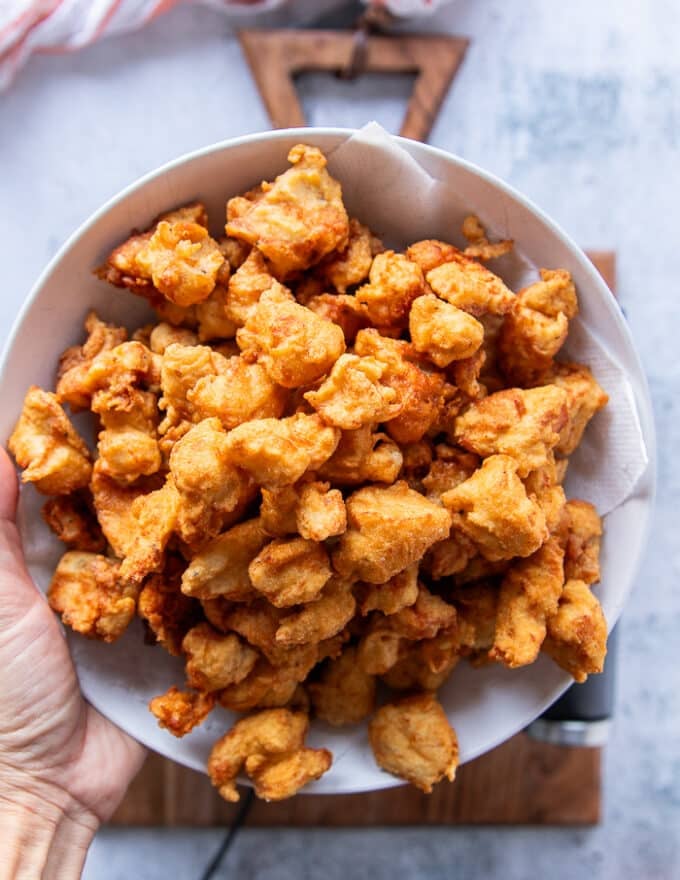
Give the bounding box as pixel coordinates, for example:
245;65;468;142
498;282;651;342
197;787;255;880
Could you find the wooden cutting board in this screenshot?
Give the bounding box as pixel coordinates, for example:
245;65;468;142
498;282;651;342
111;251;615;828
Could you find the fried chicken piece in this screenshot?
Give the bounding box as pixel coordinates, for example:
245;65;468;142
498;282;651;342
149;687;215;737
295;481;347;541
47;551;137;642
275;578;356;646
225;413;340;489
56;312;128;410
317;426;403;486
138;565;200;656
237;286;346;388
119;477;181;584
99;203;209;296
543;579;607;682
354;330;446;444
425;530;477;579
409;294;484;368
181;518;268;601
169;418;249;544
316;218;380;293
448;347;487;399
333;482;451;584
148;322;198;354
564;499;603;585
453;385;568;477
304;354;401;430
303;293;369;344
489;535;565;668
355;251;426;329
226;144;349;279
450;581;500;658
461;214;514;261
93;385;161;485
208;708;331;802
523;454;567;535
381;629;460;691
41;492;105;552
427;254;514;318
368;694;459;793
357;585;457;674
9;387;92;495
194;284;238;342
441;455;548;561
182;623;258;692
188;356;288;431
405;239;460;274
224;248;278;327
218;657;301;712
246;746;332;801
453;556;511;586
90;464;157;558
308;646;376;726
356;564;419;616
499;269;578;384
421;446;480;502
133;220;225;306
249;537;332;608
158;342;230;436
536;361;609;455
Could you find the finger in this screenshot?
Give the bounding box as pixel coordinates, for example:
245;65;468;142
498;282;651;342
0;446;19;523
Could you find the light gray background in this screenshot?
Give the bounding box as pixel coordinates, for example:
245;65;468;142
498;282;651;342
0;1;678;878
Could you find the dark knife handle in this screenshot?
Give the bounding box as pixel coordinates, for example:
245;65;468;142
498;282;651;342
525;625;618;746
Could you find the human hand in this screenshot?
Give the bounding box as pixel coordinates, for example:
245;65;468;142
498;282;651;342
0;448;146;879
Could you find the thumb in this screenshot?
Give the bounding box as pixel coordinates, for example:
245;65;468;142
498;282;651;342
0;445;48;623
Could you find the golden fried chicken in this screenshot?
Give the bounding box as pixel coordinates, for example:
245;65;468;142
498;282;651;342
148;322;198;354
248;537;332;607
224;248;278;327
490;535;565;668
138;565;200;656
421;446;480;502
92;384;161;485
409;294;484;368
275;578;356;646
133;220;225;306
302;293;369;344
356;564;419;616
426;254;514;317
563;499;602;584
225;413;340;488
405;239;460;274
41;492;105;552
158;342;229;436
461;215;514;261
523;454;567;535
543;579;607;682
381;629;460;691
149;687;215;737
90;464;157;558
536;361;609;455
499;269;578;383
441;455;548;560
355;250;425;329
56;312;128;410
237;285;346;388
304;354;401;429
119;477;181;584
354;330;446;444
9;387;92;495
317;426;403;486
193;285;238;342
333;482;451;583
453;385;568;477
316;218;380;293
181;518;268;601
450;581;500;658
182;623;259;692
295;481;347;541
207;708;331;802
47;551;137;642
226;144;349;278
368;694;459;793
308;646;376;726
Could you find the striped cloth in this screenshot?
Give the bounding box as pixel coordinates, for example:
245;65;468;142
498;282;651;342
0;0;450;90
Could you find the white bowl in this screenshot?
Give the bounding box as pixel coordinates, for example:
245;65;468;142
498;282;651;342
0;129;655;794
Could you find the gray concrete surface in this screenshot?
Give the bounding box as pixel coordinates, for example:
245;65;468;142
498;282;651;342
0;1;678;877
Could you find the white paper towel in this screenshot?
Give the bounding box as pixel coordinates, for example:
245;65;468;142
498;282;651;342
328;123;648;516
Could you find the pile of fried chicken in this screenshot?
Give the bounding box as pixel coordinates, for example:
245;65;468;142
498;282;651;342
8;144;609;801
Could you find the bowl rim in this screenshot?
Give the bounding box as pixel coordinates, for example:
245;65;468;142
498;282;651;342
0;127;657;793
